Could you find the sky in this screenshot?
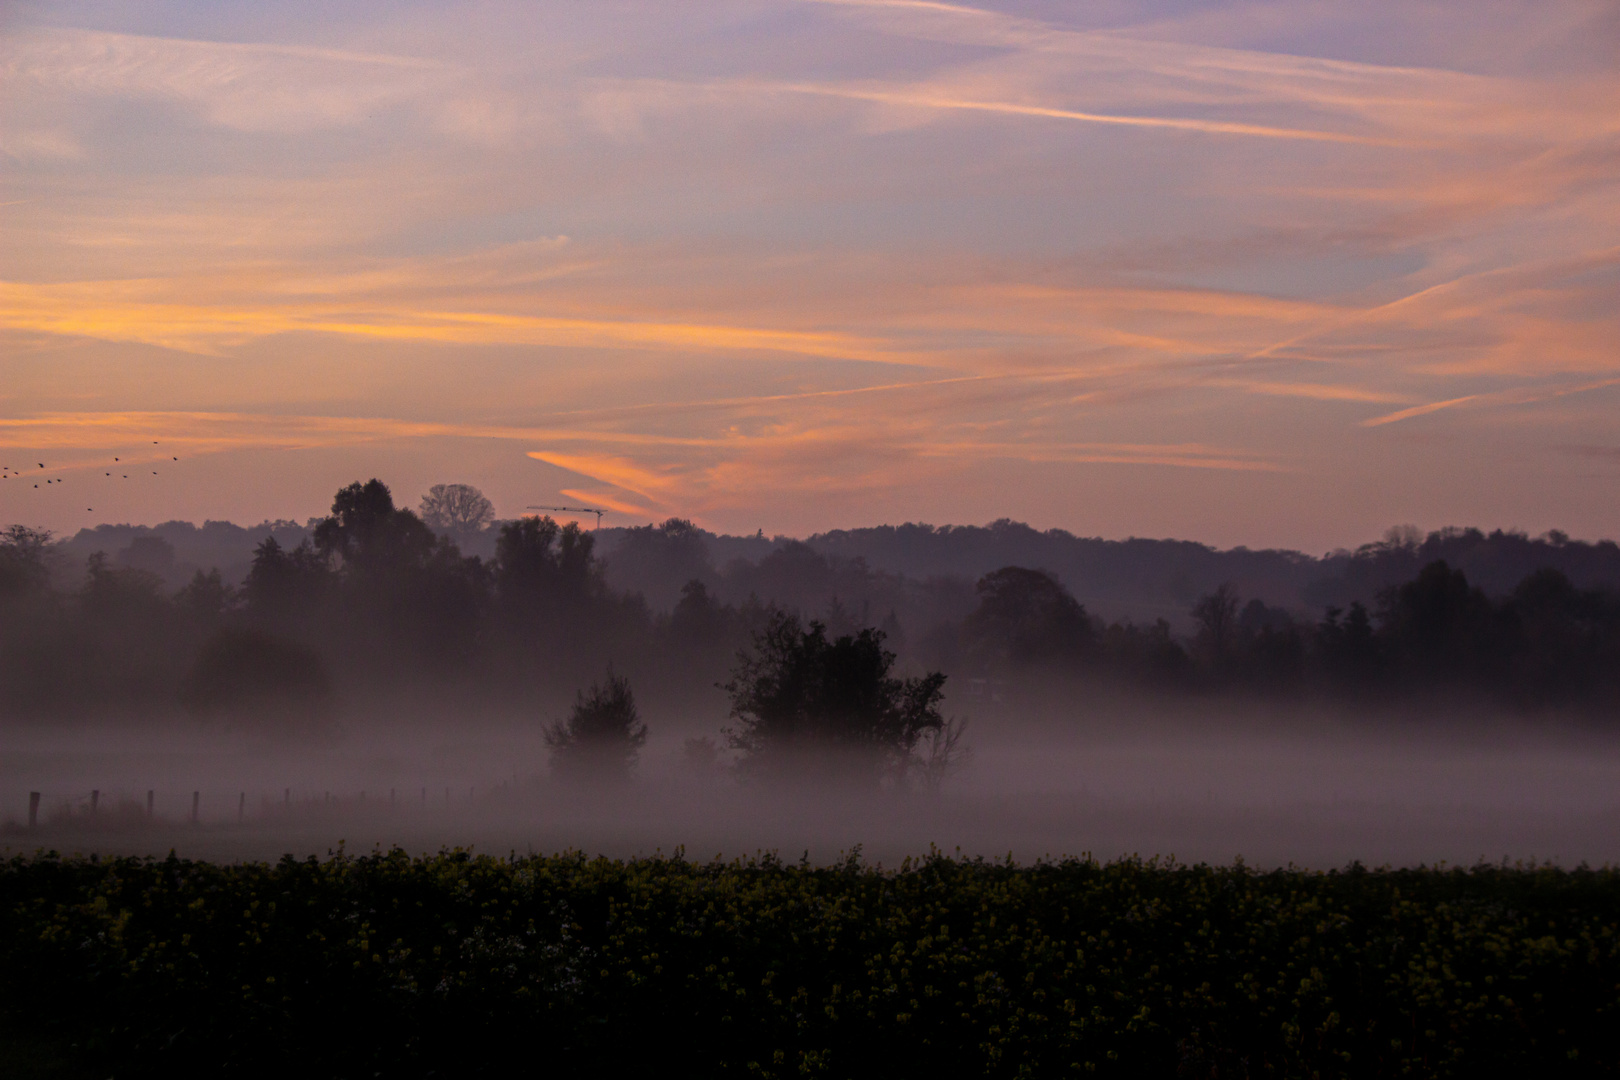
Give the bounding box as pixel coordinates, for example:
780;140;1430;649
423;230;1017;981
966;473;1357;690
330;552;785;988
2;0;1618;552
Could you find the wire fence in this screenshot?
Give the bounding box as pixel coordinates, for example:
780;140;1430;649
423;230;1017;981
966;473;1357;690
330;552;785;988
3;779;531;834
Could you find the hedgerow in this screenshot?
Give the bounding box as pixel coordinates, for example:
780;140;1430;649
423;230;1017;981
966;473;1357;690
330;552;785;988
2;848;1616;1077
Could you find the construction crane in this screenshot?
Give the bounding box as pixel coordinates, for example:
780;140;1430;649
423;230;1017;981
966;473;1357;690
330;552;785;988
526;505;607;529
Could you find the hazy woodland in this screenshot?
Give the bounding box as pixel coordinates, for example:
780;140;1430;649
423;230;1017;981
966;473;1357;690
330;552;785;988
5;480;1620;869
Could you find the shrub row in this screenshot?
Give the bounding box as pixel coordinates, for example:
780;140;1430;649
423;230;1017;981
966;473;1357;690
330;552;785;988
2;849;1617;1077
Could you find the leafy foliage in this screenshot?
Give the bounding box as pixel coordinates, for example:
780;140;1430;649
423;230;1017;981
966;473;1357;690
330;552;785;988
545;669;648;778
964;566;1094;670
2;850;1616;1078
723;612;946;780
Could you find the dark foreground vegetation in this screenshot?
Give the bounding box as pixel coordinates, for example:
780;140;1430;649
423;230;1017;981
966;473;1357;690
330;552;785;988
3;849;1617;1078
4;479;1620;732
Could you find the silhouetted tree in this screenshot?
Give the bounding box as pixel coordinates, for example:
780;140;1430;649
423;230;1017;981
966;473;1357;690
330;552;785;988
242;536;332;624
723;612;946;782
1316;602;1380;694
183;627;335;733
71;552;184;714
82;551;165;619
496;517;597;601
311;480;489;675
670;579;729;647
419;483;495;537
0;525;52;601
1098;617;1192;690
545;669;647;779
1233;599;1305;692
175;568;235;621
964;566;1094;671
117;535;176;577
914;716;971;791
1502;568;1620;708
1191;583;1241;673
603;518;714;611
1378;561;1500;687
739;542;837;615
314;479;437;575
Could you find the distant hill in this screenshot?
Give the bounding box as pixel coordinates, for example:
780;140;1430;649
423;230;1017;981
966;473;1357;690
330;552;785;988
593;521;1617;625
54;519;316;591
46;516;1620;628
796;522;1620;625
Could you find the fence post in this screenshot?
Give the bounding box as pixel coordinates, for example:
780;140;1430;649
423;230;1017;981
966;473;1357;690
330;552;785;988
91;790;99;816
146;790;154;818
28;792;40;828
238;792;245;822
190;790;199;824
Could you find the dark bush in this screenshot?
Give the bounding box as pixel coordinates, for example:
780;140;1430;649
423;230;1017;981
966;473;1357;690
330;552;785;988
181;627;335;732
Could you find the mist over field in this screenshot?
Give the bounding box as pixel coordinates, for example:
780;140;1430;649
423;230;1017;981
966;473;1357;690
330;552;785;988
7;710;1620;870
6;485;1619;870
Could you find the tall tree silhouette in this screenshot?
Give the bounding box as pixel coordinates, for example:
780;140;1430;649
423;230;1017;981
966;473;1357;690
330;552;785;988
314;479;436;575
419;483;495;537
0;525;52;601
242;536;333;626
1192;583;1241;674
603;518;714;611
1378;561;1500;686
723;612;946;782
544;669;647;780
964;566;1094;671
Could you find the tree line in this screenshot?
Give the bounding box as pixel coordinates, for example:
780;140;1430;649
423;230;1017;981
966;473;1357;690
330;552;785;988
3;480;1617;746
963;561;1620;712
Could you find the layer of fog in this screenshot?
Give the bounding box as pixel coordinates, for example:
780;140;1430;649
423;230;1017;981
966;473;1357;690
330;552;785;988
6;703;1619;870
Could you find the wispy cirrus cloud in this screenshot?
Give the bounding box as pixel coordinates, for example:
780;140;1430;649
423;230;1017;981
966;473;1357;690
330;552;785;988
0;278;901;363
757;80;1390;144
2;1;1617;544
1360;377;1620;427
1;27;452;133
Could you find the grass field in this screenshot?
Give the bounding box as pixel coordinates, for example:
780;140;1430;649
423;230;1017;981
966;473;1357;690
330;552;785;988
3;848;1617;1077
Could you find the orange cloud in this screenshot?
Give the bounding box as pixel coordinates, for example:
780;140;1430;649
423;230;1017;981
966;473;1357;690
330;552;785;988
762;81;1389;144
0;280;901;363
1360;395;1480;427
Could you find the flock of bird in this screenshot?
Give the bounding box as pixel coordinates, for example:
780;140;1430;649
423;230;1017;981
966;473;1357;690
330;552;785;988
2;441;179;514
